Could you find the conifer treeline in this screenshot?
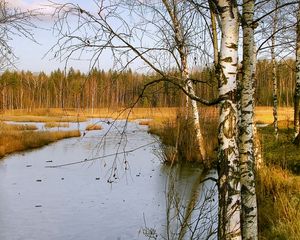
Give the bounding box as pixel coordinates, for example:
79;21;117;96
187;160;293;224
0;59;296;110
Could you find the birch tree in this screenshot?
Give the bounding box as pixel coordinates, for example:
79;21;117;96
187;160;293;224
162;0;206;161
240;0;258;239
0;0;37;71
50;0;220;162
214;1;241;239
271;0;279;140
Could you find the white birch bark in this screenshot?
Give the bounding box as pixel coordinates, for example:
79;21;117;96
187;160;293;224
240;0;258;239
216;1;241;239
294;2;300;140
253;45;263;169
185;72;207;161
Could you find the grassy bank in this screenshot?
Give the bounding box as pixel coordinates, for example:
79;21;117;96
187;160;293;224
257;166;300;240
1;106;292;122
1;107;178;120
85;124;103;131
259;125;300;174
146;107;299;239
1;107;299;239
257;125;300;239
148;107;219;164
0;129;81;158
0;115;86;123
0;122;37;131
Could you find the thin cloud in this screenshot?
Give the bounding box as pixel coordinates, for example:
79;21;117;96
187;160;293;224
6;0;56;16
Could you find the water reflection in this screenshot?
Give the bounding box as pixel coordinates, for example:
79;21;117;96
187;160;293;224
158;164;218;240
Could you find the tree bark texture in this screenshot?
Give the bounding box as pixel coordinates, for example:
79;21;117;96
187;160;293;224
252;45;263;169
240;0;258;239
216;1;241;239
185;74;207;161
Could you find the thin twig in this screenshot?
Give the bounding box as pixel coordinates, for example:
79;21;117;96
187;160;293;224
45;140;158;168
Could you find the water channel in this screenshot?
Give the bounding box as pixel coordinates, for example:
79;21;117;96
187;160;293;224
0;119;217;240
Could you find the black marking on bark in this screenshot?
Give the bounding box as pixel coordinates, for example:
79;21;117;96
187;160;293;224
228;43;238;50
222;57;233;63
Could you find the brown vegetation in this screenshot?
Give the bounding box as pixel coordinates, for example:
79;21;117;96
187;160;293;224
148;107;218;165
255;106;293;124
257;166;300;240
0;122;37;131
0;115;86;122
2;107;177;120
85;124;102;131
0;130;80;158
138;120;152;125
145;106;300;239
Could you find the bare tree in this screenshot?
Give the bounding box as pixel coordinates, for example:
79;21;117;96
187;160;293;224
49;0;221;162
49;1;300;239
271;0;279;140
0;0;37;71
161;0;207;161
295;2;300;142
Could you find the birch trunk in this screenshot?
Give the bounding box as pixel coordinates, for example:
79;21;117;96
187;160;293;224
185;74;206;161
253;45;263;168
216;1;241;239
240;0;258;239
294;3;300;140
162;0;206;161
271;0;279;140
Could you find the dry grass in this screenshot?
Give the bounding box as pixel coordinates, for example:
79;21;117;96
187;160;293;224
85;124;103;131
257;166;300;240
0;122;37;131
138;120;152;126
0;115;86;123
0;130;80;158
255;106;294;124
44;122;69;129
148;107;218;165
2;108;77;117
257;121;300;240
1;107;178;120
1;106;294;123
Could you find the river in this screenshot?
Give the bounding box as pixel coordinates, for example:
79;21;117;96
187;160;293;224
0;119;217;240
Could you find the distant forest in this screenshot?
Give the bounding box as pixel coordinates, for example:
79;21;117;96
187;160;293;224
0;59;296;110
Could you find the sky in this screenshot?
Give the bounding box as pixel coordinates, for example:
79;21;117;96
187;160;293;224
6;0;294;75
7;0;113;74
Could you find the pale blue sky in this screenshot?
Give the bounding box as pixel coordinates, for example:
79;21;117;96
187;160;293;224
9;0;113;73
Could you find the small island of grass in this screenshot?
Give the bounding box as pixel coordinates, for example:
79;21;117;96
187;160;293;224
0;122;80;158
85;124;103;131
